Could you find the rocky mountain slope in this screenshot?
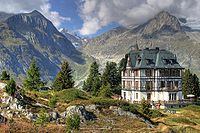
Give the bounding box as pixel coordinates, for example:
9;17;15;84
81;11;200;76
0;10;92;84
61;28;84;49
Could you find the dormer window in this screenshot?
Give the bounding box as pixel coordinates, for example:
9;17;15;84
137;55;141;64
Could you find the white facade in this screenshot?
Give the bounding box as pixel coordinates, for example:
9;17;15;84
121;69;183;103
121;47;183;104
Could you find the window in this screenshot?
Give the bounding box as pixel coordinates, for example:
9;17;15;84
135;81;139;89
169;93;171;100
135;70;139;77
122;81;125;88
136;93;138;99
176;70;180;76
160;81;165;88
145;69;153;77
124;92;126;100
174;93;177;100
175;81;178;88
167;81;172;89
127;70;130;76
169;93;177;100
145;81;153;90
127;81;132;88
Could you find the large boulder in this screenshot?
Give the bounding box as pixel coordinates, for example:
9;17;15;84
111;106;137;118
49;112;60;121
61;105;96;122
0;114;7;123
26;112;38;121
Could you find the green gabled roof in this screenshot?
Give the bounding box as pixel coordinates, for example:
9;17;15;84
128;47;182;69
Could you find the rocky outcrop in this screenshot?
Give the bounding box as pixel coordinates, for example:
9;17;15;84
61;105;96;122
0;114;7;123
110;106;154;128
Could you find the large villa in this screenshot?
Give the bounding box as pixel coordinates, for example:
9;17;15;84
121;47;184;108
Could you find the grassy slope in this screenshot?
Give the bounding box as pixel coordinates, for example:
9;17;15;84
1;89;200;133
154;105;200;133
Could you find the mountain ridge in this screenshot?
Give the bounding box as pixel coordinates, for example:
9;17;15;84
0;10;91;84
81;11;200;77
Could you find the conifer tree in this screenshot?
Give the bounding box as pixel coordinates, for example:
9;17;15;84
98;83;112;98
82;61;101;96
23;59;43;91
1;71;10;80
182;69;200;98
5;78;16;96
101;62;121;94
52;60;74;90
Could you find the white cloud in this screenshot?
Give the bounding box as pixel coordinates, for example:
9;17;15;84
79;0;200;35
0;0;70;28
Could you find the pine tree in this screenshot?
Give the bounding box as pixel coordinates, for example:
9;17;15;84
1;71;10;80
182;69;200;98
52;60;74;90
98;83;112;98
191;74;200;98
101;62;121;94
23;59;43;91
5;78;16;96
82;61;101;96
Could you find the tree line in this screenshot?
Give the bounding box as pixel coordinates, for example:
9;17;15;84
182;69;200;99
3;58;200;100
82;61;121;97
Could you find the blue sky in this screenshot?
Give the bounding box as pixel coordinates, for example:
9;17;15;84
49;0;119;37
0;0;200;38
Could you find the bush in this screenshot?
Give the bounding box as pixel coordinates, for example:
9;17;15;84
5;78;16;96
90;97;129;108
1;71;10;80
149;110;165;118
35;109;49;126
141;98;150;116
121;104;139;114
171;117;196;125
55;89;89;103
98;83;112;98
49;96;57;108
66;114;80;131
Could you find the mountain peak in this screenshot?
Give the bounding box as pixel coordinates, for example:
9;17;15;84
133;11;182;38
157;11;171;16
144;11;181;37
30;10;43;16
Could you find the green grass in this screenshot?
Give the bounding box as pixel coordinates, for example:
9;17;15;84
170;117;196;125
55;88;89;103
182;105;200;112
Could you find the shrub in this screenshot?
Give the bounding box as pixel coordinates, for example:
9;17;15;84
5;78;16;96
121;104;139;114
98;83;112;98
35;109;49;126
89;97;129;108
55;89;89;103
149;110;165;118
171;117;196;125
141;98;150;116
49;96;57;108
66;114;80;131
1;71;10;80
